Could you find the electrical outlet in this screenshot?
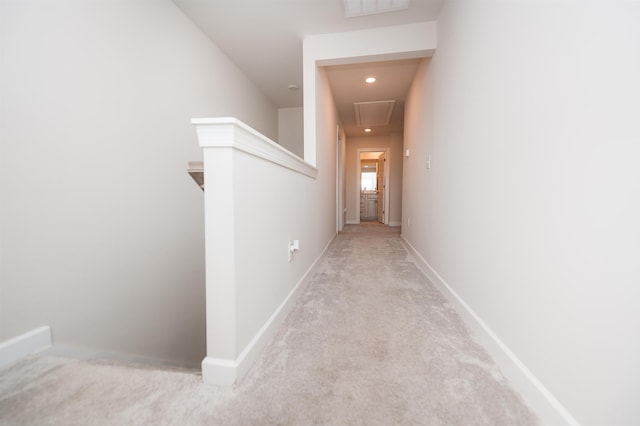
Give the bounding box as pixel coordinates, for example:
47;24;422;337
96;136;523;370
288;240;300;262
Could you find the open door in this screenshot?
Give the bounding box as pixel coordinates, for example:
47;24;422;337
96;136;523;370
377;152;385;223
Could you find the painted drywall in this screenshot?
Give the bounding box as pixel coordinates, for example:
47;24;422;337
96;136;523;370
345;135;403;225
277;107;304;158
402;2;640;425
337;126;347;231
196;66;339;383
233;66;340;343
0;0;277;366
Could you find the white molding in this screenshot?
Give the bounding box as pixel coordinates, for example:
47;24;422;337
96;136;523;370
346;219;360;225
192;117;318;179
0;326;52;369
401;236;579;426
202;357;238;386
388;221;402;227
202;233;337;386
44;344;200;371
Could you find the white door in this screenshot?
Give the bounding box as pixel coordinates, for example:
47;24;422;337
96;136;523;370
377;152;385;223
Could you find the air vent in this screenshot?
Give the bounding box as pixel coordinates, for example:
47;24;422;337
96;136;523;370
343;0;410;18
354;100;396;127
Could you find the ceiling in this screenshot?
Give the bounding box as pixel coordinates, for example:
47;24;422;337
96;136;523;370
325;59;423;137
172;0;443;137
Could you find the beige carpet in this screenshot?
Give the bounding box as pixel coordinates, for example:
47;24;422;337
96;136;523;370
0;224;538;425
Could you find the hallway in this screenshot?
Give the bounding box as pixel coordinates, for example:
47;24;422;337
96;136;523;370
0;225;537;425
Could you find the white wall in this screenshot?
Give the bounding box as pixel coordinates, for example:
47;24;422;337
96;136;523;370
338;126;347;231
234;65;337;372
277;107;304;158
402;2;640;424
313;68;340;241
197;65;339;384
345;135;403;225
0;0;277;367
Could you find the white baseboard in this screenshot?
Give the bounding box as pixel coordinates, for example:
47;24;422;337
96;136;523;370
346;219;359;225
388;221;401;227
202;233;338;386
202;357;238;386
401;235;579;426
44;344;200;371
0;326;52;369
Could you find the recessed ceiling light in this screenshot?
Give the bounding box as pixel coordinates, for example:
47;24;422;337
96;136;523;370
364;128;372;133
365;77;376;84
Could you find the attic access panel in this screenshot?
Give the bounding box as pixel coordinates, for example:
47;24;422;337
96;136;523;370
343;0;410;18
354;100;396;128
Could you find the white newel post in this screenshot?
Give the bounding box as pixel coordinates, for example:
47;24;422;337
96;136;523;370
194;119;239;386
192;117;317;386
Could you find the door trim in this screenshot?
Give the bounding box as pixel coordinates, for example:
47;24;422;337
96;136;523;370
336;125;345;232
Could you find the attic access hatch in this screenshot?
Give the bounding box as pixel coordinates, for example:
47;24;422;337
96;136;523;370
354;100;396;128
343;0;410;18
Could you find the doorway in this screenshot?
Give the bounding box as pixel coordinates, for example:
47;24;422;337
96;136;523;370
357;148;389;225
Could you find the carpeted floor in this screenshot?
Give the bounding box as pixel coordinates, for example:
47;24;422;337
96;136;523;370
0;224;538;425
